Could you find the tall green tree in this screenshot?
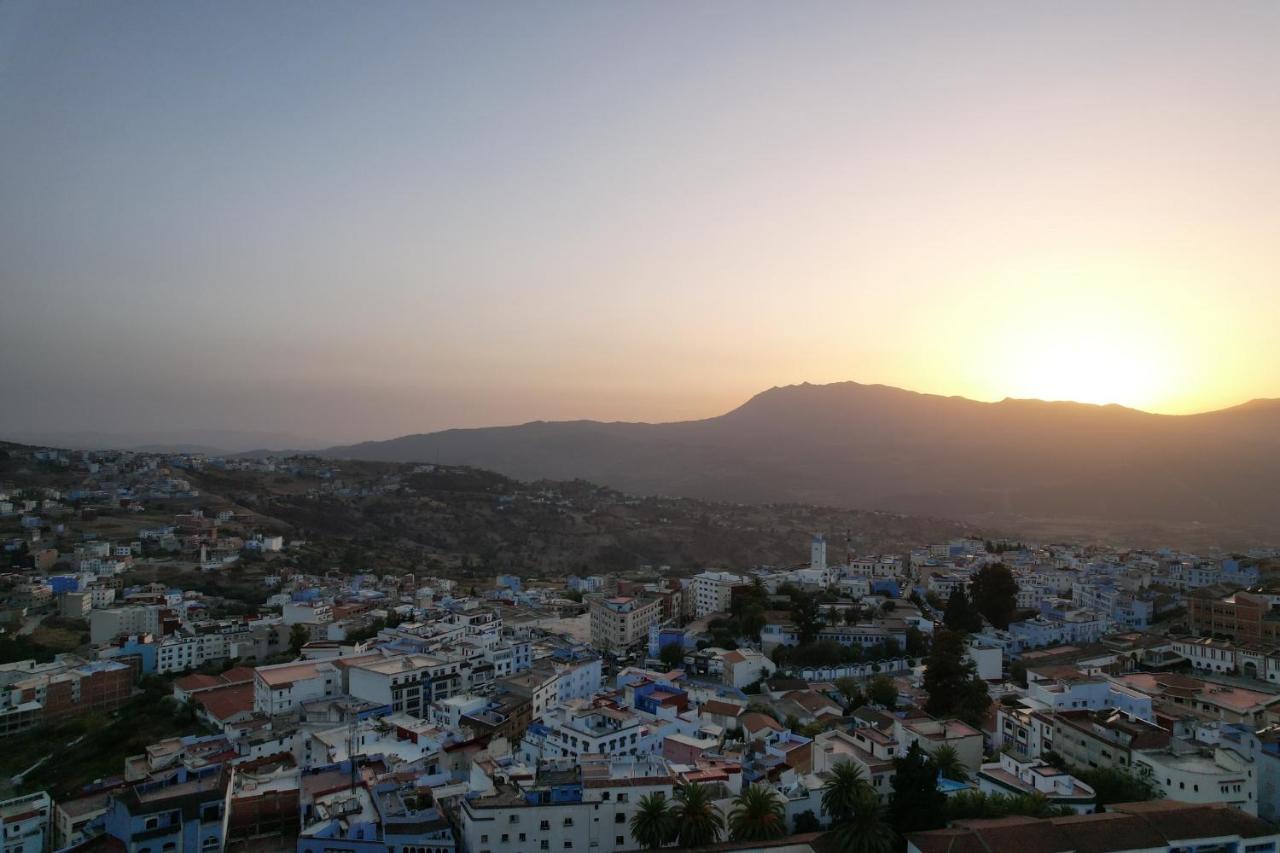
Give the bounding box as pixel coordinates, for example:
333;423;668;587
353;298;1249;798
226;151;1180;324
923;630;991;726
943;587;983;633
288;624;309;656
629;793;675;849
827;785;896;853
931;744;968;782
888;742;946;835
905;626;929;657
970;563;1019;629
791;591;823;646
821;760;870;824
728;785;787;842
658;642;685;669
672;782;725;848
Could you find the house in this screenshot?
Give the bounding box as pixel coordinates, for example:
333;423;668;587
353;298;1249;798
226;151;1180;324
102;770;226;853
742;712;784;741
813;728;897;803
976;753;1096;813
893;717;984;774
0;791;52;853
720;648;776;689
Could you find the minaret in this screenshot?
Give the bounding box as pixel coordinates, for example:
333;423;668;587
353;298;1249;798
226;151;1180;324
810;534;827;573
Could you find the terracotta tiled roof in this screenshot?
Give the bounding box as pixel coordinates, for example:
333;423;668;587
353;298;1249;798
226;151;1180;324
907;802;1277;853
741;712;783;734
195;683;254;722
174;673;222;692
701;699;744;717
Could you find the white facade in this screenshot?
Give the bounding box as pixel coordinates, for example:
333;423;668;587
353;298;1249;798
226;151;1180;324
692;571;745;617
282;601;333;626
156;634;204;674
89;605;162;644
1132;746;1257;814
253;660;343;716
460;761;674;853
589;597;662;652
0;791;52;853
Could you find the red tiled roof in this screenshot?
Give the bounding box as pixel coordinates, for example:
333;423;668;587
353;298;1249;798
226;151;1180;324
220;666;256;684
741;713;783;734
174;673;222;692
195;683;254;722
908;802;1276;853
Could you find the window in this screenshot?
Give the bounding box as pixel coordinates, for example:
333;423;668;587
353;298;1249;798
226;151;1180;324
615;814;626;824
480;835;488;843
541;842;550;851
564;818;573;827
617;793;628;803
145;818;159;830
510;815;520;824
616;837;625;845
541;821;550;831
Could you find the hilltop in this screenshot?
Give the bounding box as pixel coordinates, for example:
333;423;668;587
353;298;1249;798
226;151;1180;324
321;382;1280;546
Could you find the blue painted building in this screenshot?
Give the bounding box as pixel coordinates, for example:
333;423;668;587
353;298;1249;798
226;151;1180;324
103;767;225;853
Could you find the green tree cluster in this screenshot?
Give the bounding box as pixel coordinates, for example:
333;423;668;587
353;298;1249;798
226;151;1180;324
944;789;1072;820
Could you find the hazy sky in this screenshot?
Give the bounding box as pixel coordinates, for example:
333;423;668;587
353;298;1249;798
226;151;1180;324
3;1;1279;445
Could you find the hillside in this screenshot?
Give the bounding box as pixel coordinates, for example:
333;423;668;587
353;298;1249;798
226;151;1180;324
185;460;975;581
323;382;1280;546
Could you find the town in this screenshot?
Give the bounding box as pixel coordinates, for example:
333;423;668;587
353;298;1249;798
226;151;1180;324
2;441;1279;853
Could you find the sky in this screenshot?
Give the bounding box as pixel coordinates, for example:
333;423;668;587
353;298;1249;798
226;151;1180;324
2;1;1279;446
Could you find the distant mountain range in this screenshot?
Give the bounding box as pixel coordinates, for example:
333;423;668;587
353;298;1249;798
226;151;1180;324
320;382;1280;539
0;428;319;455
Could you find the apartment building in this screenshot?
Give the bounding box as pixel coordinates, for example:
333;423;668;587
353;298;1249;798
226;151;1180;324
0;657;132;737
691;571;746;617
252;659;345;716
347;654;464;716
0;792;52;853
1131;744;1258;814
459;756;675;853
1188;589;1280;644
1050;708;1170;772
89;604;164;644
589;596;661;652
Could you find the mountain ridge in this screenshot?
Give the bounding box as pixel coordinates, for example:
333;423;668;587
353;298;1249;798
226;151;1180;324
321;381;1280;539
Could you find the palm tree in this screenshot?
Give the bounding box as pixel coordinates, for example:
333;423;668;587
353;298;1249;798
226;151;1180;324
629;792;675;849
932;744;968;782
728;785;787;842
827;785;896;853
672;782;725;848
821;759;869;824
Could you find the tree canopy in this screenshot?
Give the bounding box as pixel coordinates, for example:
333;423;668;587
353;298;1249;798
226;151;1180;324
889;742;946;834
970;563;1019;629
922;629;991;727
943;586;983;633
